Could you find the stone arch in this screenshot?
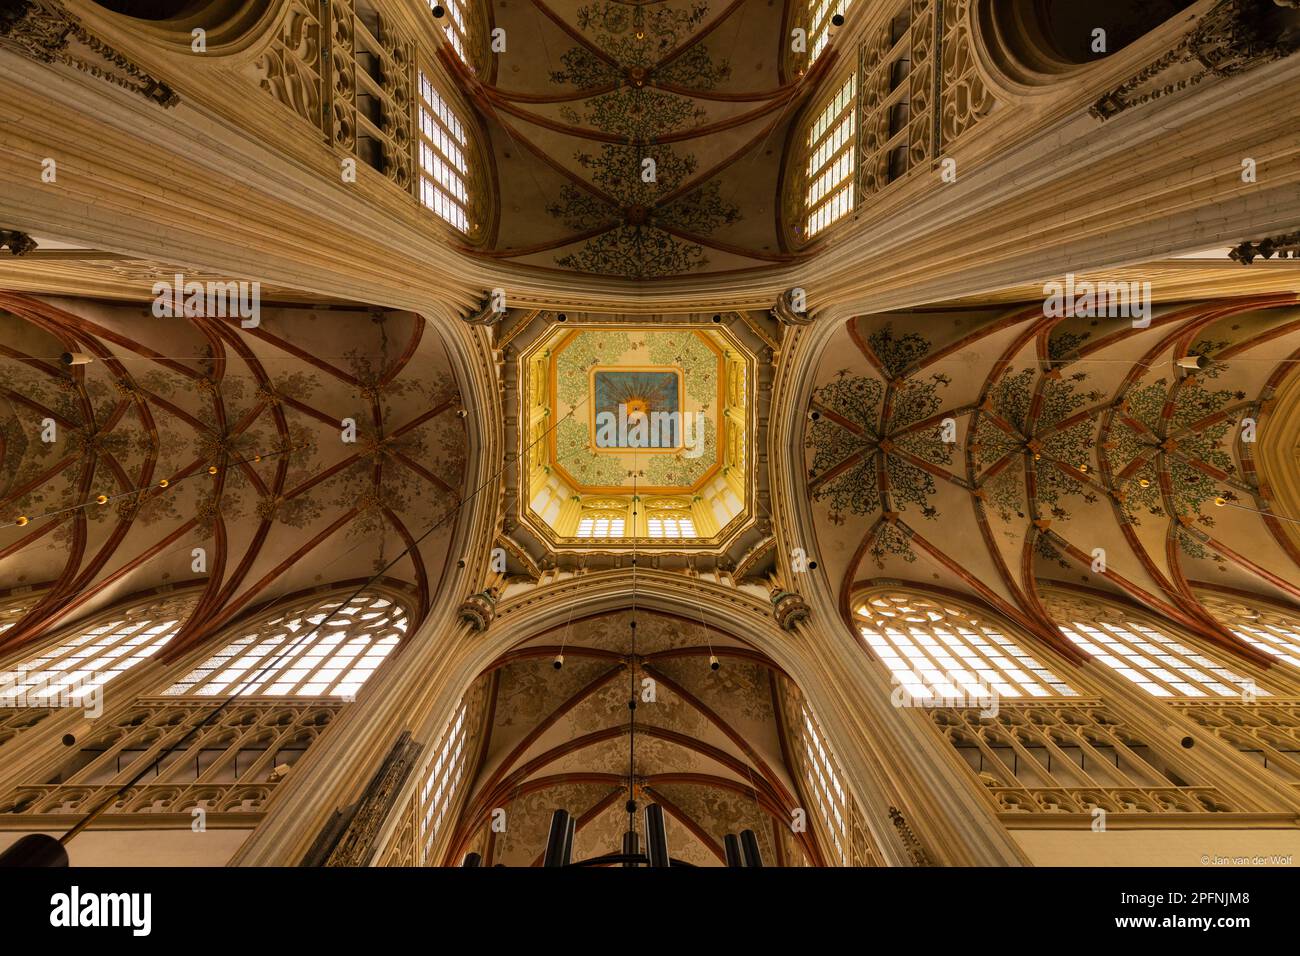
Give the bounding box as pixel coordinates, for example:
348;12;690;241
976;0;1197;87
82;0;282;57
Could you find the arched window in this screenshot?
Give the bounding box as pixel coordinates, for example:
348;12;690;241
803;72;856;238
0;594;197;706
808;0;856;64
420;700;469;862
645;500;696;538
798;703;849;864
576;500;628;537
431;0;481;64
1043;590;1268;699
854;590;1077;699
0;595;35;638
419;73;473;233
161;591;407;698
1197;592;1300;671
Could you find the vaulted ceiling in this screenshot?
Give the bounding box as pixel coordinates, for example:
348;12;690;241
804;295;1300;662
447;608;821;865
457;0;825;278
0;293;466;662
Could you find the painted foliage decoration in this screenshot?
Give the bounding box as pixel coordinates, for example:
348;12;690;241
976;367;1102;526
549;329;721;490
805;325;952;566
804;308;1288;594
546;0;740;277
1107;344;1245;563
0;300;465;642
458;608;818;867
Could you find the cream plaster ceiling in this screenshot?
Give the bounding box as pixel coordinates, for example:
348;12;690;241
803;295;1300;659
446;608;821;865
0;291;466;663
461;0;818;278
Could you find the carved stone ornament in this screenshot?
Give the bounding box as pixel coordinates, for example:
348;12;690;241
888;805;934;866
462;292;507;327
324;731;423;867
770;588;811;631
458;586;500;631
1229;230;1300;264
0;230;37;255
1091;0;1300;120
771;288;813;327
0;0;180;107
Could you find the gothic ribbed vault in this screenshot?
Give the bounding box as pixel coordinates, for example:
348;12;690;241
803;296;1300;666
457;0;829;278
0;293;467;663
447;608;823;866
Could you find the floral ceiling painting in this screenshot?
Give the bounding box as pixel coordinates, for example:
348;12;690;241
0;293;466;663
546;327;725;492
804;299;1300;654
465;0;816;277
444;609;823;866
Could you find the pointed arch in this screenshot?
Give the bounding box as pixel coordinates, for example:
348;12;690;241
160;588;411;699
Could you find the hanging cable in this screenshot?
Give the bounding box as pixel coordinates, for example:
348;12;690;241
554;578;577;670
626;452;639;839
8;447;293;528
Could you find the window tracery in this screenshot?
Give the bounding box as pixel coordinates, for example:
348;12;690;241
0;594;36;638
804;72;856;238
778;682;877;865
334;0;416;190
576;510;627;537
931;703;1238;814
644;498;697;538
419;72;473;233
162;591;406;699
0;593;198;707
809;0;855;64
1043;591;1268;699
1198;592;1300;671
419;700;470;863
857;7;918;194
854;590;1077;700
431;0;485;66
1176;700;1300;785
0;698;342;819
798;704;849;863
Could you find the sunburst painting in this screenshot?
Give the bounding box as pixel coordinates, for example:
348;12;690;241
591;369;682;448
